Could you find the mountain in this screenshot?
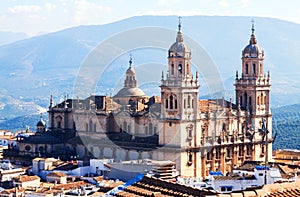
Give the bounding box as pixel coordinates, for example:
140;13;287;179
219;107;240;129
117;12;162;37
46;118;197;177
0;31;29;46
0;15;300;125
272;104;300;150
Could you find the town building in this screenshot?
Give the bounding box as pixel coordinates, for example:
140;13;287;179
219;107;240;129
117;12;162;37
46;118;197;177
12;175;40;189
8;20;274;178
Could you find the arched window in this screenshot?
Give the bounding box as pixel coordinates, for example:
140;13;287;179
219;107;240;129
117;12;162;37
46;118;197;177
154;126;157;134
175;99;178;109
222;123;226;131
25;145;31;151
123;121;127;132
186;64;190;74
178;64;182;74
145;126;148;135
188;152;193;164
39;146;44;153
244;93;248;108
240;96;243;106
247;146;251;156
260;63;263;74
264;96;267;105
171;64;174;75
165;98;168;109
127;125;131;133
226;148;231;158
257;96;260;105
216;148;220;159
261;93;264;105
55;116;62;129
206;151;211;160
184;99;186;109
89;119;93;132
253;64;256;74
187;95;191;108
57;121;61;129
149;123;153;135
170;95;174;109
239;146;244;156
245;64;249;74
249;96;252;106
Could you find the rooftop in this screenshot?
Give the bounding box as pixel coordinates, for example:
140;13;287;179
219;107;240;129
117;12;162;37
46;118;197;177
13;175;40;183
46;171;67;177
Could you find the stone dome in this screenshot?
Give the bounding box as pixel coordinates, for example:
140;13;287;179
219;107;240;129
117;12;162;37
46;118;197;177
114;87;146;98
169;32;191;54
126;66;135;75
169;28;191;58
242;28;264;58
36;118;46;127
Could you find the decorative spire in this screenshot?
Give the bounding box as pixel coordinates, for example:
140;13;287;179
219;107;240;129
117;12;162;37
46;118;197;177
251;19;255;34
49;94;53;108
124;53;137;88
250;19;257;45
178;16;182;32
176;16;183;42
129;53;133;68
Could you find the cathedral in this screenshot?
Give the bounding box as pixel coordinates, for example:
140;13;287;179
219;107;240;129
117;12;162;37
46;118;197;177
11;20;273;178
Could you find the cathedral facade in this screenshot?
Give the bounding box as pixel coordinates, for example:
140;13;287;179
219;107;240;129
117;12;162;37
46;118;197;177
15;21;273;178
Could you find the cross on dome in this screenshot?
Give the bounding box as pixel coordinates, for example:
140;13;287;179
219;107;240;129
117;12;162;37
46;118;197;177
178;16;182;32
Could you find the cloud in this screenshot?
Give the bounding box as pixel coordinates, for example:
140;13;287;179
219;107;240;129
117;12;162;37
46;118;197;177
157;0;183;6
72;0;112;24
144;10;202;16
45;3;54;12
240;0;250;8
218;0;229;8
9;5;41;14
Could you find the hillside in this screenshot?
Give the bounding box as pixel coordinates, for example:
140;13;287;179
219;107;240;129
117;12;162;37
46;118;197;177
272;104;300;150
0;15;300;137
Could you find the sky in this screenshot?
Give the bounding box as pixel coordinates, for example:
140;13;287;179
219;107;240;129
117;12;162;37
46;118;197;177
0;0;299;36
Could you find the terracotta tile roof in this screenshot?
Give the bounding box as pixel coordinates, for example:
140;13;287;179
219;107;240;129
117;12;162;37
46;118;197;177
13;175;40;182
263;180;300;197
1;187;25;194
46;171;67;177
93;176;103;182
235;163;259;172
51;181;88;190
0;168;26;175
109;176;217;197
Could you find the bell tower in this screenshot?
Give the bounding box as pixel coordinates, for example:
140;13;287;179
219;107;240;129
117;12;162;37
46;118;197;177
235;21;272;162
159;18;200;176
235;21;271;116
160;18;199;122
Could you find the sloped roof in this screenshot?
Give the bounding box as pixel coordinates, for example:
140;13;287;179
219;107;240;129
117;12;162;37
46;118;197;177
46;171;67;177
13;175;40;183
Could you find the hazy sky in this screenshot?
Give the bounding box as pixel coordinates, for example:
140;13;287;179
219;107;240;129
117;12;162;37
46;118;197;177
0;0;299;36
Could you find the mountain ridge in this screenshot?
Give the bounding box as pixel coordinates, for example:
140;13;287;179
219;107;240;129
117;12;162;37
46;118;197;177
0;15;300;120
